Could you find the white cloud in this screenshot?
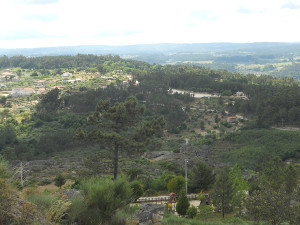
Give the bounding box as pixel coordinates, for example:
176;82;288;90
281;1;300;9
14;0;60;4
0;0;300;48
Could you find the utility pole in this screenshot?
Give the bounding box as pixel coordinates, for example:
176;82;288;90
20;162;23;187
185;159;188;194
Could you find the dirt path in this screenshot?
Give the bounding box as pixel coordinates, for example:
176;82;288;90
272;126;300;131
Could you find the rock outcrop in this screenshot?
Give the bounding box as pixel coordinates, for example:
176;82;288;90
1;192;52;225
136;204;164;225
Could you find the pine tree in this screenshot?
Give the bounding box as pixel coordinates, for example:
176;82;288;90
190;160;215;192
176;190;190;216
228;164;249;213
87;96;165;179
212;167;233;218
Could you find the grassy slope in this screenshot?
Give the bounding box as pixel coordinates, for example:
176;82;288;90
219;129;300;169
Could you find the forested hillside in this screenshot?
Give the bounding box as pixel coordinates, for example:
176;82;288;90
0;54;299;224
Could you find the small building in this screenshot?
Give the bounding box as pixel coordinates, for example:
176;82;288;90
34;80;47;88
236;91;249;100
236;91;245;97
0;73;15;81
227;116;237;123
236;114;245;120
64;79;76;84
11;88;35;97
51;86;65;90
169;192;177;203
61;72;73;77
0;83;7;89
36;88;49;95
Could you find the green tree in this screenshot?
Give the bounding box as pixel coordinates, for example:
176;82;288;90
97;64;106;74
246;158;299;225
127;167;142;182
190;160;215;193
87;96;165;179
247;186;291;225
130;181;144;201
176;190;190;216
30;71;38;77
54;173;66;189
0;97;6;105
167;176;185;194
214;114;220;123
35;88;61;115
200;121;205;130
212;167;233;218
228;164;249;213
16;69;22;77
284;164;297;194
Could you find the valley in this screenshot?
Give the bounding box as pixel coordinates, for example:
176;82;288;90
0;54;299;225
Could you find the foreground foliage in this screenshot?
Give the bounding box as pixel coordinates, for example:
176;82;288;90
78;175;133;224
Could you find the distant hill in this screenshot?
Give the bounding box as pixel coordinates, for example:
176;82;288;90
1;42;300;58
1;43;300;79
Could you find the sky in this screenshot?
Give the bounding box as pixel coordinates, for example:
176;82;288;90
0;0;300;48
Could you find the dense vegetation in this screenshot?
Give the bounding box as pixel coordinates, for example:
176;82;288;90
0;54;299;224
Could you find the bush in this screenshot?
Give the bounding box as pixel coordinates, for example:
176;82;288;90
198;204;214;219
0;157;10;224
25;192;59;212
130;181;144;201
187;206;197;218
0;156;8;178
54;173;66;189
38;178;52;186
49;198;71;223
79;175;133;224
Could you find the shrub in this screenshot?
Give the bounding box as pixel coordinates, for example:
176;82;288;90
25;192;59;212
49;198;71;223
0;162;10;224
187;206;197;218
130;181;144;201
198;204;214;219
38;178;52;186
79;175;133;224
54;173;66;189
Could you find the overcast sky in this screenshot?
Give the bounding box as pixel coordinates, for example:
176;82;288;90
0;0;300;48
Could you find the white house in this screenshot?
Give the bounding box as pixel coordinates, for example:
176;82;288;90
61;72;73;77
0;83;7;89
36;88;48;95
236;91;245;96
11;88;35;97
34;80;47;88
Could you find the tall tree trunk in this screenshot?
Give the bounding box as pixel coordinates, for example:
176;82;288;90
113;145;119;180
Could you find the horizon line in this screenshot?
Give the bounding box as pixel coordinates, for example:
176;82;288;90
1;41;300;50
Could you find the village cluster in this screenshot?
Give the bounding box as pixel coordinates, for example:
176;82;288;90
0;69;132;98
